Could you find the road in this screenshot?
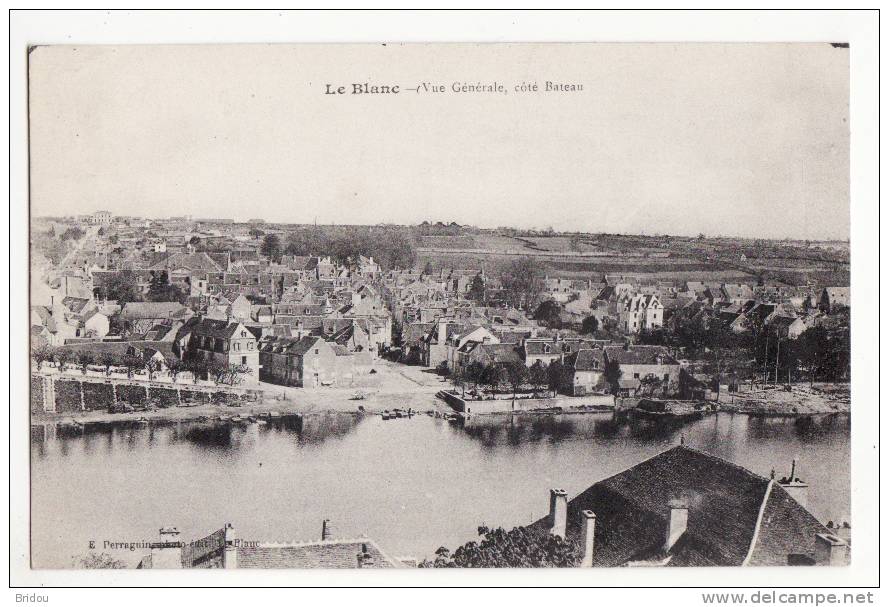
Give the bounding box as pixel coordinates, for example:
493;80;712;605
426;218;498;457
32;224;100;305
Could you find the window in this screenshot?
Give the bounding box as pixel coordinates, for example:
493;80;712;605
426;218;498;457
241;331;247;337
315;349;319;355
248;342;253;350
664;373;670;381
234;342;240;351
242;356;247;365
633;373;640;379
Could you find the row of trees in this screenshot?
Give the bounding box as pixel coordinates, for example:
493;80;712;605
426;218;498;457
448;360;560;399
447;356;659;398
31;345;249;386
259;227;418;270
638;314;851;386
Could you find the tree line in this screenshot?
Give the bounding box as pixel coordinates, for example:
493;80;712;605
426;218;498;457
31;344;249;386
637;312;851;386
446;359;560;399
259;226;417;270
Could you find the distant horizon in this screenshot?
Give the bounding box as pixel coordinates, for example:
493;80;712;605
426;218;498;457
32;211;850;243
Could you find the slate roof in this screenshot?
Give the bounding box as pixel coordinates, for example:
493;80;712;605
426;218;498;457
56;340;177;364
182;317;248;341
604;345;678;366
473;343;523;366
565;348;605;372
62;296;91;314
260;335;325;356
120;302;190;320
149;251;224;272
531;446;831;567
403;322;434;346
236;539;404;569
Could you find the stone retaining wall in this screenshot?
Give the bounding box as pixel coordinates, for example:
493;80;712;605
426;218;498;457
30;373;262;414
437;390;615;415
30;376;45;414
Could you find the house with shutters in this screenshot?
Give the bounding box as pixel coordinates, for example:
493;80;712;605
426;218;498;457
175;317;260;381
560;348;608;396
258;335;354;387
603;344;680;395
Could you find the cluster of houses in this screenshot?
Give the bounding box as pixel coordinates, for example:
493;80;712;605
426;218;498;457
31;212;850;396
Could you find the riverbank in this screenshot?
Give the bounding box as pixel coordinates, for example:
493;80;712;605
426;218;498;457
715;384;850;415
30;362;850;425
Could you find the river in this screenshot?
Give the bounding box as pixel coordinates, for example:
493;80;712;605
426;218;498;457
30;411;850;568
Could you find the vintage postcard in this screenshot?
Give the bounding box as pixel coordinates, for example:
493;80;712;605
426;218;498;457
15;14;877;591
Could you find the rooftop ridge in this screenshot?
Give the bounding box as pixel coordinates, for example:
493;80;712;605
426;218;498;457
253;536;371;549
589;444;772;519
741;479;775;566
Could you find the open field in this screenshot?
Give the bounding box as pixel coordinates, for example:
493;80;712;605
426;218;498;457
415;249;752;282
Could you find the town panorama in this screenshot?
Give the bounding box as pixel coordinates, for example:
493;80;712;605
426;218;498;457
30;212;851;570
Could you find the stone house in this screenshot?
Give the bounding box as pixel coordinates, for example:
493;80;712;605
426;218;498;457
175;317;260;381
603;344;680;394
259;335;352;387
560;348;607;396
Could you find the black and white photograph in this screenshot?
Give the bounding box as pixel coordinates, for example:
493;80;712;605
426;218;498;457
9;8;880;594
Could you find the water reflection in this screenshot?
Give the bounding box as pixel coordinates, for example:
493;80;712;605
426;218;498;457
32;412;370;458
458;411;724;447
30;411;850;569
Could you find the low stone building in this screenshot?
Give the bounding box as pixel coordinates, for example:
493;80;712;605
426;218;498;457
603;344;680;395
258;335;354;387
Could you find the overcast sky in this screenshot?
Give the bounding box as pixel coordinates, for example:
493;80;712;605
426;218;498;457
29;43;849;240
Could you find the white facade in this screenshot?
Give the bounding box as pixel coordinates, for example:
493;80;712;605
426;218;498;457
619;294;664;334
92;210;112;224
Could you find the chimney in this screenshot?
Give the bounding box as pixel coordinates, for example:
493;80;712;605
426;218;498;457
580;510;596;567
437;318;448;344
548;489;568;538
321;519;333;541
222;523;238;569
148;526;183;569
158;526;180;543
664;498;689;552
356;543;375;568
814;533;849;566
778;458;809;509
